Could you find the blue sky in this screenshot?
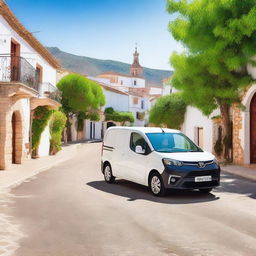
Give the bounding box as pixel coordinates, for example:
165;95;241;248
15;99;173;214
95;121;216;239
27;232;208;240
5;0;182;70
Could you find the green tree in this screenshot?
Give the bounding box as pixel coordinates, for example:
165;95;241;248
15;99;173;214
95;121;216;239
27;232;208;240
57;74;105;140
167;0;256;160
149;93;187;129
104;107;135;125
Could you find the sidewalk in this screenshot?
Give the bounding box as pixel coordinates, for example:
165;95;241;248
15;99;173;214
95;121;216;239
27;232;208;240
0;143;83;191
221;164;256;182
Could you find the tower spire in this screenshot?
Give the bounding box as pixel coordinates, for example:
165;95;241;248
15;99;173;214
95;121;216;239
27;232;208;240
130;44;143;78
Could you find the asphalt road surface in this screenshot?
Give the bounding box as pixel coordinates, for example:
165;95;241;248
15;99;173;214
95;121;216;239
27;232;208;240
1;143;256;256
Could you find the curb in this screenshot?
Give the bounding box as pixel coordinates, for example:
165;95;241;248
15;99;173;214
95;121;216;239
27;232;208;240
0;143;83;192
221;168;256;182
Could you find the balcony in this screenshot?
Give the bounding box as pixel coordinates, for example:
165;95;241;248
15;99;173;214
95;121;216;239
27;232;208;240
39;82;61;103
31;82;61;110
0;55;39;91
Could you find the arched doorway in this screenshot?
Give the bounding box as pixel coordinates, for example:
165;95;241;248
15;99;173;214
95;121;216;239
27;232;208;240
250;93;256;163
12;111;22;164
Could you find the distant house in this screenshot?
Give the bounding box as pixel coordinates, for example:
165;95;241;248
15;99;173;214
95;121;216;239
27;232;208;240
0;1;61;170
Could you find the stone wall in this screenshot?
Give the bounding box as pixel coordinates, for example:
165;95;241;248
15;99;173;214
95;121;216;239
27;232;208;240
232;103;244;165
0;97;26;169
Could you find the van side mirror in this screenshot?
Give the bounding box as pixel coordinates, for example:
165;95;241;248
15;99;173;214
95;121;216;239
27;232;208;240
135;145;145;154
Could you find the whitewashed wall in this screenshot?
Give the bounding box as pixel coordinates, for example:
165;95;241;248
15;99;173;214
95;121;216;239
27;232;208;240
38;124;50;157
149;87;163;95
103;89;129;112
0;15;57;86
117;76;145;88
129;95;149;126
182;106;219;153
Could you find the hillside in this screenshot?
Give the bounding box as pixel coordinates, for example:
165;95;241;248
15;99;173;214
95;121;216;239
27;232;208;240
47;47;173;86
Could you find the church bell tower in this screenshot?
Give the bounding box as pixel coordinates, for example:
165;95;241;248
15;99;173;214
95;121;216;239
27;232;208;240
130;46;143;78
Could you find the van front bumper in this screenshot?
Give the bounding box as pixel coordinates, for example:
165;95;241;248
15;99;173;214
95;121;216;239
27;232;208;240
161;164;221;190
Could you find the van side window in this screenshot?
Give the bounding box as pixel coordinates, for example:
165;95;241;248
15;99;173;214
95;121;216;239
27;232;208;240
130;132;150;154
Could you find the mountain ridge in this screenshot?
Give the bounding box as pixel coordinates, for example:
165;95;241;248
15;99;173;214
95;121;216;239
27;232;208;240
47;47;173;86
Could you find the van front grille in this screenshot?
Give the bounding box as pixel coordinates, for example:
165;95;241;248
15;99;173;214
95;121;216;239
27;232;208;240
182;180;219;188
185;169;220;178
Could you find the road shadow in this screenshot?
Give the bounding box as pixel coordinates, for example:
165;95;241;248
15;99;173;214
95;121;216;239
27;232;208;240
217;172;256;199
87;179;219;204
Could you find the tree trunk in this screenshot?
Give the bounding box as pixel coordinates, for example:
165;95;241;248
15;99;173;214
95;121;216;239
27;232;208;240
219;103;232;162
63;114;72;143
67;122;72;142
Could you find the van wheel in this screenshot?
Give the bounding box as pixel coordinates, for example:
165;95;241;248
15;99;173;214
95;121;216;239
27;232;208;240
103;164;115;183
199;188;212;193
149;173;166;196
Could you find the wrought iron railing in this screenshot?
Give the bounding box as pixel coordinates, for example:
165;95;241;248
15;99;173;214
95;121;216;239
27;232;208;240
0;55;39;91
38;82;62;103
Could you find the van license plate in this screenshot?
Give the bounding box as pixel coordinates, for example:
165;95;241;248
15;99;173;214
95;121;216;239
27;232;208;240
195;176;212;182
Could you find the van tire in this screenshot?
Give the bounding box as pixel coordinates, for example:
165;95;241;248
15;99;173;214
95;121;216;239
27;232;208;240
149;172;166;196
103;164;115;183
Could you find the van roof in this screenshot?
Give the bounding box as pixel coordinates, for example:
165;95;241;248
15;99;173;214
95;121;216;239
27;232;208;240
107;126;181;134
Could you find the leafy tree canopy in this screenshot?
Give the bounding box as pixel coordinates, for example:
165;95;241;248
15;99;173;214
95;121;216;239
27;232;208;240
149;93;187;129
57;74;105;115
167;0;255;115
167;0;256;160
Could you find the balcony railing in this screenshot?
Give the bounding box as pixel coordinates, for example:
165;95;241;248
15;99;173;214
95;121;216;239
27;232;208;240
39;82;61;103
0;55;39;91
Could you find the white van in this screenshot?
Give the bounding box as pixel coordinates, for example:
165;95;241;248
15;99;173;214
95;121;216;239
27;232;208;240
101;127;220;196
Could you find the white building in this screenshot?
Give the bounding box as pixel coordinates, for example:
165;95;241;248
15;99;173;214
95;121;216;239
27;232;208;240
94;48;163;127
60;48;164;142
0;1;60;169
84;82;130;140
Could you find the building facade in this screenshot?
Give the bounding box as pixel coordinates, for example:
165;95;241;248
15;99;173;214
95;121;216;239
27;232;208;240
0;1;60;170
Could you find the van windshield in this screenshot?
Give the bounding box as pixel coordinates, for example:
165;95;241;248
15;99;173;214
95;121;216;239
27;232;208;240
146;133;202;153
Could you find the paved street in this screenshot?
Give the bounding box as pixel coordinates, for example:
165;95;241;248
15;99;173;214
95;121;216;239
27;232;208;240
1;142;256;256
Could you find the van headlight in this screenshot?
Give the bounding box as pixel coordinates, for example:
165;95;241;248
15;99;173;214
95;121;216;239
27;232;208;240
163;158;183;167
213;158;219;166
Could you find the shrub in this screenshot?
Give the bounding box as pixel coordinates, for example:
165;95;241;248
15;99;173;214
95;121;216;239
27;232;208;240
49;111;67;155
105;107;134;125
149;93;187;129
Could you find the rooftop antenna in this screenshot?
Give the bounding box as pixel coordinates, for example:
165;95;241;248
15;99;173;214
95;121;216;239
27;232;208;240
160;127;165;133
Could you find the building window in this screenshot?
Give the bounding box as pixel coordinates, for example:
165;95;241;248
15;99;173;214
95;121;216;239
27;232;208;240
141;100;144;109
133;97;139;105
134;80;137;86
120;80;123;85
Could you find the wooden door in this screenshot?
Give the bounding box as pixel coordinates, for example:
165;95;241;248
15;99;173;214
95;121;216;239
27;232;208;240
250;93;256;163
11;40;20;81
